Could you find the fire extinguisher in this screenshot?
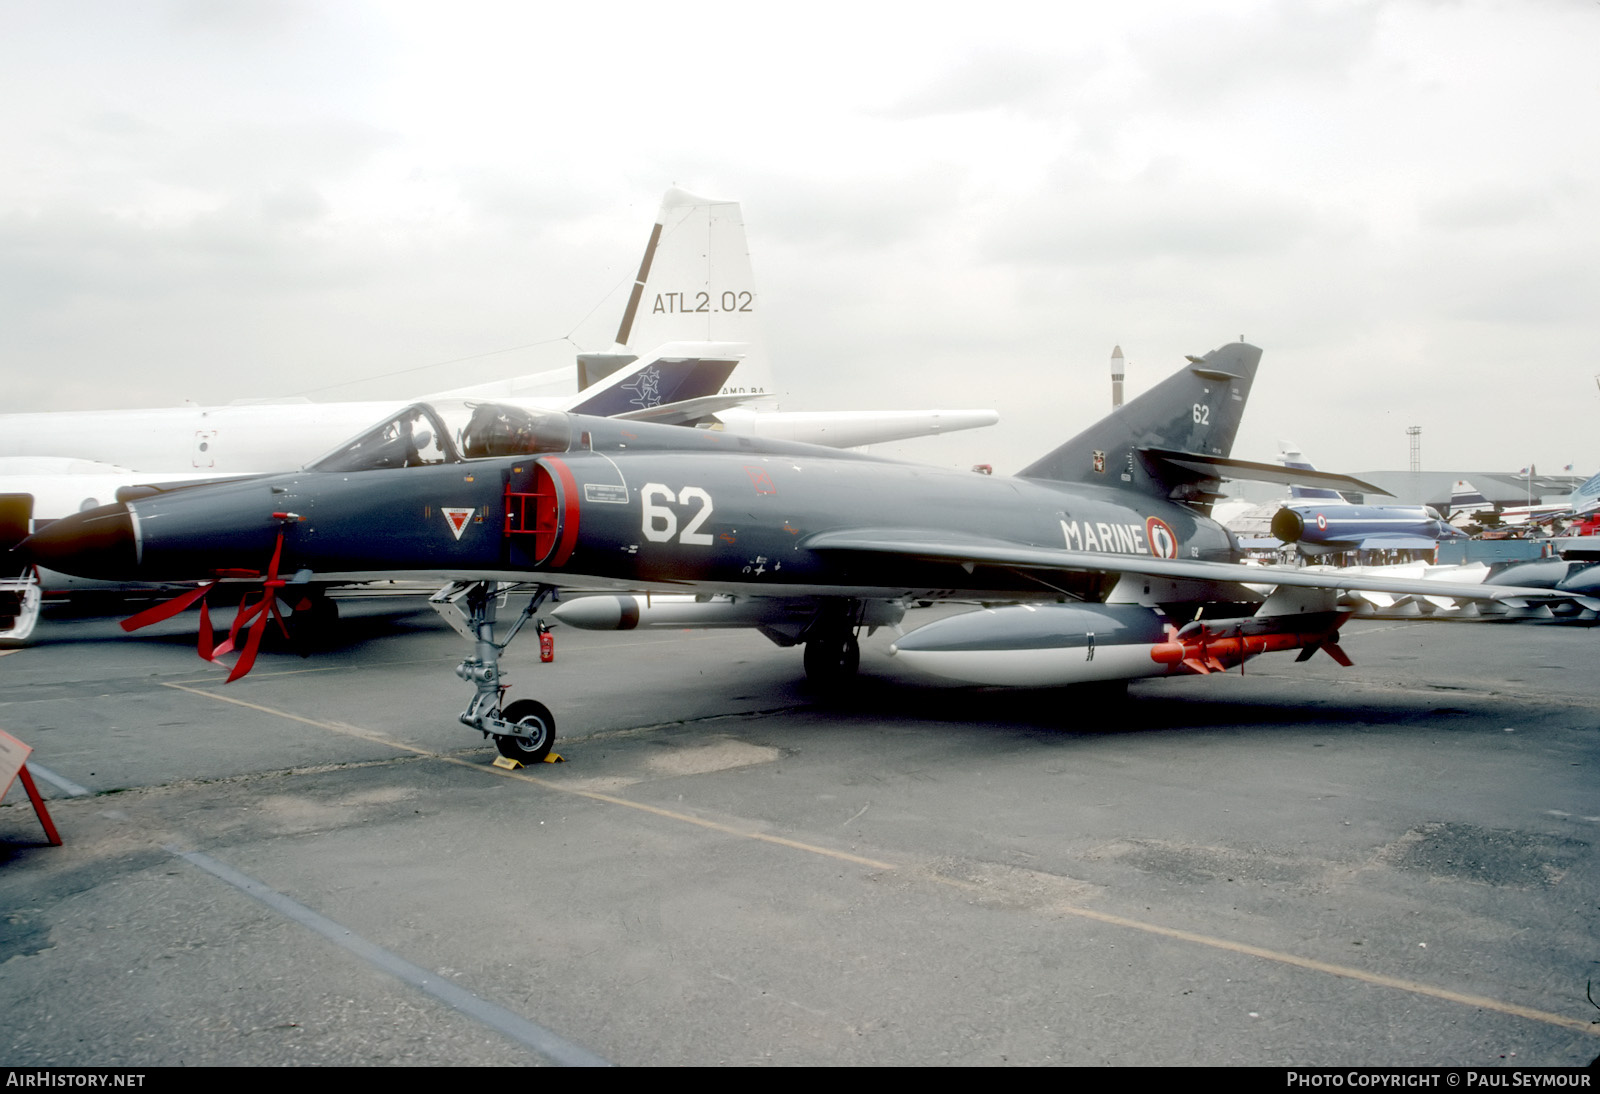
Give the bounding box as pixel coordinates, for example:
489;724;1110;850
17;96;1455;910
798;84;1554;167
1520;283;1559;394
537;619;554;663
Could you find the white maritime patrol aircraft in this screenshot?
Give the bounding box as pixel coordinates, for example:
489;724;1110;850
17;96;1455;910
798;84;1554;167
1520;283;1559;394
570;187;999;448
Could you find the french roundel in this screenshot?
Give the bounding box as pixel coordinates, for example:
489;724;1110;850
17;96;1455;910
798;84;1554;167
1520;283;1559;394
1145;516;1178;559
1316;512;1328;531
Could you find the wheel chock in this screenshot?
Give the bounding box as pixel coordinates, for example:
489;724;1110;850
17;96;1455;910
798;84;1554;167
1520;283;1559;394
490;752;565;771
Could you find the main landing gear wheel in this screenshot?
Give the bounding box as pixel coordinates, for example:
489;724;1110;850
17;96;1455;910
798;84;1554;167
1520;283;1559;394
803;632;860;688
495;699;555;763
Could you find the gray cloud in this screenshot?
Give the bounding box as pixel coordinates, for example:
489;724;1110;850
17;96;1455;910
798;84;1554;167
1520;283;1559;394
1419;178;1585;232
742;169;966;250
879;47;1086;119
259;182;331;224
1128;2;1381;107
981;169;1325;266
145;118;399;192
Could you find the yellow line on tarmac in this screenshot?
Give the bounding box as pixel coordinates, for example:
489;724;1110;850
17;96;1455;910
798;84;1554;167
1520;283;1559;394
924;873;1597;1035
162;682;892;870
165;682;1600;1037
161;682;434;756
467;760;897;870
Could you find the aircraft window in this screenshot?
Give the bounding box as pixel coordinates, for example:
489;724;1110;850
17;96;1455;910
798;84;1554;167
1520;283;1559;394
308;401;571;471
309;405;457;472
457;403;572;460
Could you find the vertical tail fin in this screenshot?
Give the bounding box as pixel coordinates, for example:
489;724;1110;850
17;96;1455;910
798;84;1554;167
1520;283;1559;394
1280;443;1346;501
605;188;773;397
1018;342;1261;507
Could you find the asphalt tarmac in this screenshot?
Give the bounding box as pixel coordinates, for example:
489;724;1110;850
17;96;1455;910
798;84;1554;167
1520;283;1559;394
2;597;1597;1066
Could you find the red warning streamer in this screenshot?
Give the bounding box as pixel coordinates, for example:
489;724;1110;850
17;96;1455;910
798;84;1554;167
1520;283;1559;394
121;526;291;683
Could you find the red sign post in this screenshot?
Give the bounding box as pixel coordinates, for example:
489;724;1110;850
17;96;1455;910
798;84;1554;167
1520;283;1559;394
0;729;62;846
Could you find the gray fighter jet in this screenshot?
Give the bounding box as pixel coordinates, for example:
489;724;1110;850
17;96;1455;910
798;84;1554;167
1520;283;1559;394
22;342;1598;763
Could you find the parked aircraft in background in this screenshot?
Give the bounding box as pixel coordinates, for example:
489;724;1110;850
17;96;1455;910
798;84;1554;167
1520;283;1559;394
1494;501;1573;528
1266;445;1467;558
23;341;1594;764
577;187;999;447
431;188;998;447
1570;472;1600;518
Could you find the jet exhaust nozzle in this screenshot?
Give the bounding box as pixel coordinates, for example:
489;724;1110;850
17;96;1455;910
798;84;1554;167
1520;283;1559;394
1270;507;1306;544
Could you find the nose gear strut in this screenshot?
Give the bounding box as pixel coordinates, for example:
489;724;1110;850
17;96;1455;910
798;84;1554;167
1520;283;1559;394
429;580;560;762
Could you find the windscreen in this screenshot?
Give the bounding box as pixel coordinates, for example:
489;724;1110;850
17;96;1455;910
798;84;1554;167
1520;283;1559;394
309;404;454;472
308;401;572;472
454;401;572;460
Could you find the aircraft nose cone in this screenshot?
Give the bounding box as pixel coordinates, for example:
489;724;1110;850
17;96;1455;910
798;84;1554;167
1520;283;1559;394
20;502;138;580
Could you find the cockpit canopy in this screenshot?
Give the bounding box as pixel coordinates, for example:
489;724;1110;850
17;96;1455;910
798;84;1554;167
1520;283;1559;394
308;400;572;472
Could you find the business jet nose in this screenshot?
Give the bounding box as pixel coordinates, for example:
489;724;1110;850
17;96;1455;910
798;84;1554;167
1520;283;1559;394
20;502;138;580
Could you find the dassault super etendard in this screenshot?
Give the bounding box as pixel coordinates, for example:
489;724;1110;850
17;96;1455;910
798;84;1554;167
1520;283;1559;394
22;342;1597;762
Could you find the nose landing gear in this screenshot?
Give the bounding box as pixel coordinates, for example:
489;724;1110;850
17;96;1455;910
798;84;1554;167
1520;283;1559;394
430;580;560;763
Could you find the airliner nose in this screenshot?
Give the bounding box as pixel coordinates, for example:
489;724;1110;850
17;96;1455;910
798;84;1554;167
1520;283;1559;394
20;502;138;580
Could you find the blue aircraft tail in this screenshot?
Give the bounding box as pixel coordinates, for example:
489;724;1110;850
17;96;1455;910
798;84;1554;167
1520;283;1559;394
1280;445;1347;502
566;344;741;418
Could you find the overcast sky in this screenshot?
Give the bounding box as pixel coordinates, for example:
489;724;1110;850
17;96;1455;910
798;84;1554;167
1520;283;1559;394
3;0;1596;478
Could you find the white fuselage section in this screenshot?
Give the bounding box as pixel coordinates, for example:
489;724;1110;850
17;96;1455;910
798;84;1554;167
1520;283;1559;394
1;402;404;478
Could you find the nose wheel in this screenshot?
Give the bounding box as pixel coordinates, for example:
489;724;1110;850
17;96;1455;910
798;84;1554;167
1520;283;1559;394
494;699;555;763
